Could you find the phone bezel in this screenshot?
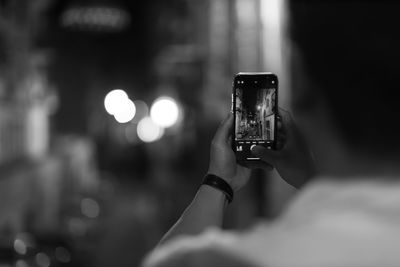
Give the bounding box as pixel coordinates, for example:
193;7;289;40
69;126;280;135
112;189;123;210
231;72;278;162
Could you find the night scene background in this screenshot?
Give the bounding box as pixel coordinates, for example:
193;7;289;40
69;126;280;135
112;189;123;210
0;0;368;266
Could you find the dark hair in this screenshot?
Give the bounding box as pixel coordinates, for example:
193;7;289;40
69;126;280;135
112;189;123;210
289;1;400;155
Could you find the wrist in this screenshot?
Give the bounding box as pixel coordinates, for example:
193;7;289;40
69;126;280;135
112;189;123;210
206;169;233;185
202;174;234;203
199;184;229;206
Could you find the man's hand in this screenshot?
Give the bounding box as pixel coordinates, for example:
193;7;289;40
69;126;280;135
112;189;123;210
251;108;316;188
207;113;272;191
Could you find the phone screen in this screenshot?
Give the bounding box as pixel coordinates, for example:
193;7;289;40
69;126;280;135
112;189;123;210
233;73;278;161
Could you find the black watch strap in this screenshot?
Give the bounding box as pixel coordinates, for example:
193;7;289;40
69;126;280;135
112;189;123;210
202;174;234;203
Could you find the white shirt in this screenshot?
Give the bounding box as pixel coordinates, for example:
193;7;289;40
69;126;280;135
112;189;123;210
143;178;400;267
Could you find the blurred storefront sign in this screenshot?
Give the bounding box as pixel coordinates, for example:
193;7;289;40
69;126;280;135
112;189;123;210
0;1;54;164
202;0;232;120
61;1;131;32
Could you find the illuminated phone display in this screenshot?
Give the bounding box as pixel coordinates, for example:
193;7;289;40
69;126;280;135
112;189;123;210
232;73;278;161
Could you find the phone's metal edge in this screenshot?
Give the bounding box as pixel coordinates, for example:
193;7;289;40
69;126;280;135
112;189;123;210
237;72;273;75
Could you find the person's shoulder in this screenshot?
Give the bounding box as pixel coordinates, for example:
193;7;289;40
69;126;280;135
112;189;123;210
143;242;260;267
142;228;261;267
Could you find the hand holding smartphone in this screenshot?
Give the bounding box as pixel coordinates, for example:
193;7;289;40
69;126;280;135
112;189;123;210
232;72;278;163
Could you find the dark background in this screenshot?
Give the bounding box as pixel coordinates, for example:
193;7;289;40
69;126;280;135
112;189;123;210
0;0;315;266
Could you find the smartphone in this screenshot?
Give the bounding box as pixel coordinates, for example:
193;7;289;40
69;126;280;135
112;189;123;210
232;72;278;162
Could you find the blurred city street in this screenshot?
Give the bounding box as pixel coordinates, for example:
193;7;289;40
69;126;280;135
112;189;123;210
0;0;292;266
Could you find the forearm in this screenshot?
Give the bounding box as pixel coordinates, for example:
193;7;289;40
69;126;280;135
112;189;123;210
158;184;227;246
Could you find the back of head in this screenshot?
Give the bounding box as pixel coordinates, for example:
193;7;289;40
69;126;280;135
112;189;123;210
289;1;400;157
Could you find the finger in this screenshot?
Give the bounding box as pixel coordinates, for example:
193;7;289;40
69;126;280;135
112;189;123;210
277;119;287;137
276;110;289;136
277;122;287;138
276;127;288;150
277;119;283;130
278;107;293;126
276;139;286;150
277;107;295;138
251;145;281;164
213;113;234;143
244;161;274;171
276;109;289;150
277;128;287;141
278;107;290;117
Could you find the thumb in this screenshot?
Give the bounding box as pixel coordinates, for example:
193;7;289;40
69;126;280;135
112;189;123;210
213;112;233;144
251;145;281;165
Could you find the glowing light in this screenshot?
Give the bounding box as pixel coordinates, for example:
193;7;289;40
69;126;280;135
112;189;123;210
36;252;50;267
104;89;128;115
61;6;131;32
137;117;164;143
15;260;28;267
14;239;27;255
81;198;100;218
113;98;136;123
55;247;71;263
260;0;284;77
260;0;281;28
104;89;137;123
150;97;180;128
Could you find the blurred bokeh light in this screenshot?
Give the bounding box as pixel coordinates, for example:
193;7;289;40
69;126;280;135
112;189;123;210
104;89;129;115
131;100;149;123
55;246;72;263
81;198;101;218
150;97;180;128
36;252;50;267
104;89;136;123
113;98;136;124
13;239;27;255
15;260;28;267
137;117;164;143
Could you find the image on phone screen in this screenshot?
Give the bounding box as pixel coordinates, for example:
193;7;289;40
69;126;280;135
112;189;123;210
233;74;277;161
